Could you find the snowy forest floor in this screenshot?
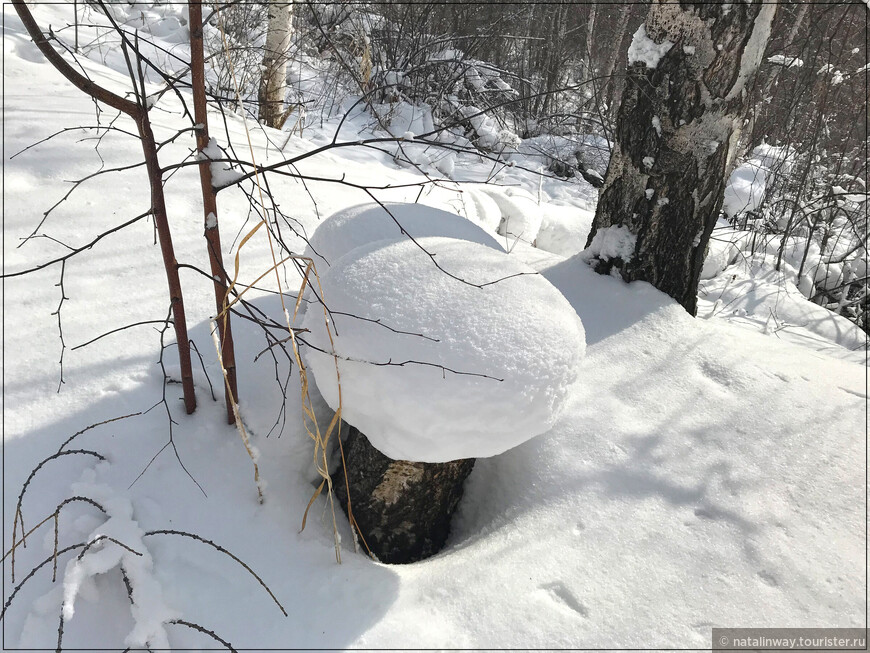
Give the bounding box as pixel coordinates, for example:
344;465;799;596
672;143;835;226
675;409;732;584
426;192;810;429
2;3;866;650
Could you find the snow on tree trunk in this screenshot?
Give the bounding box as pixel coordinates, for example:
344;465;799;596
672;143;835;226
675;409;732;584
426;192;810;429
585;1;777;315
258;0;293;128
334;425;475;564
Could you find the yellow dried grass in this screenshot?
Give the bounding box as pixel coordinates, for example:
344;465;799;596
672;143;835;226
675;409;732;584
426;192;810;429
213;6;361;562
360;37;373;92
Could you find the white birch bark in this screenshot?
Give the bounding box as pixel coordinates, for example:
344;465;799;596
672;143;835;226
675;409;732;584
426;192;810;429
258;0;294;128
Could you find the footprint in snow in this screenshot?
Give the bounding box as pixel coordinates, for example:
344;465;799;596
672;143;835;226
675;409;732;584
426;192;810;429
692;621;717;633
693;506;716;520
5;34;44;64
838;386;867;400
540;581;589;617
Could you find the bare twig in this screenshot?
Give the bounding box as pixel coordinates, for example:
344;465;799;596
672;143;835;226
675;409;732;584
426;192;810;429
144;530;287;616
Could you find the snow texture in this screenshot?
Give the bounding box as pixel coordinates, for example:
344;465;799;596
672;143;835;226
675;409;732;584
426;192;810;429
535;205;595;258
2;3;865;649
303;202;504;269
62;475;177;650
478;186;544;246
722;163;763;220
699;261;866;356
460;188;504;233
582;225;637;263
301;236;586;462
627;24;673;69
722;144;791;220
766;55;803;68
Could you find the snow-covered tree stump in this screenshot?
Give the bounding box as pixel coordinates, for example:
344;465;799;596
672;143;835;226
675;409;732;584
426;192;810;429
300;206;586;564
335;425;474;564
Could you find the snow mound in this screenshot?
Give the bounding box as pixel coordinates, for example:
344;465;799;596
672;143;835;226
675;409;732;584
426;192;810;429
303;202;503;269
478;186;544;246
62;477;177;650
301;236;586;463
536;205;594;258
373;101;435;139
460;187;503;233
722;161;765;219
723;144;792;220
701;220;752;279
699;261;866;358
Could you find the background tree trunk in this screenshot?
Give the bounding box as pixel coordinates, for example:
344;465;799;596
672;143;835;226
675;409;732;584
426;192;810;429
600;4;636;116
582;0;597;79
334;425;474;564
258;0;294;128
586;1;777;315
759;2;809;101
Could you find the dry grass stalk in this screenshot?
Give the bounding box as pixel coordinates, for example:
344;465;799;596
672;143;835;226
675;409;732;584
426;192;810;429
360;36;372;92
213;12;353;562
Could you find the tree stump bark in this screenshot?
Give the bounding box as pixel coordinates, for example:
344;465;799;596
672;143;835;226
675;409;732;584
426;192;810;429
333;425;475;564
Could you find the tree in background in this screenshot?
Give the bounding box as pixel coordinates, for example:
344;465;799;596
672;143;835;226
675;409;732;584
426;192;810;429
258;0;294;127
585;1;778;315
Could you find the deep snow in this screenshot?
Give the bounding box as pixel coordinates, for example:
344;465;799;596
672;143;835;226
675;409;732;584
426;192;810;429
301;236;586;463
2;2;866;650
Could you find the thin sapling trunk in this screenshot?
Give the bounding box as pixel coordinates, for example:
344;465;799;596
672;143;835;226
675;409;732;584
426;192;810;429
189;0;239;424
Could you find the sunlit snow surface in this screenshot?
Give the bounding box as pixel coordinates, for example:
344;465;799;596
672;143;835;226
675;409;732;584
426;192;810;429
302;236;585;462
2;3;865;650
302;201;504;271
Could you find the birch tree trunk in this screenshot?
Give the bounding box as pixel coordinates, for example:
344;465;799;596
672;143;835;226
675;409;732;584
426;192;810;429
582;0;598;79
760;2;809;100
585;1;777;315
258;0;293;128
600;4;635;113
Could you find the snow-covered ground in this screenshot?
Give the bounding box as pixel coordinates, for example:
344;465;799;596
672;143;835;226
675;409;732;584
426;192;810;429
2;3;866;650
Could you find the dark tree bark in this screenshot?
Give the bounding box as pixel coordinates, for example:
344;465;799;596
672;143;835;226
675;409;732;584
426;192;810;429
586;1;777;315
334;425;474;564
137;115;197;414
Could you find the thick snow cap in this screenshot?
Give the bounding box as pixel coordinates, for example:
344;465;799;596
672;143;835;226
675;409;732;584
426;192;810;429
303;202;504;271
301;236;586;463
